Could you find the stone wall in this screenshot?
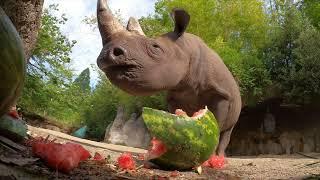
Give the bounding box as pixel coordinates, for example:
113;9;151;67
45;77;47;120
227;102;320;156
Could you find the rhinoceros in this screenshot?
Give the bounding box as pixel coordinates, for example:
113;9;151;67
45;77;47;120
96;0;242;157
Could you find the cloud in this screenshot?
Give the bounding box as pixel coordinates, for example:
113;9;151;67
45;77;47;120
109;0;156;19
43;0;156;86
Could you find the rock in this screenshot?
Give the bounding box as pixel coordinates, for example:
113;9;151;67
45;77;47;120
279;131;302;154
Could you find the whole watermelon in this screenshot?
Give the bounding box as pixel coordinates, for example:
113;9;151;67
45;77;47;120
0;7;26;116
142;107;220;170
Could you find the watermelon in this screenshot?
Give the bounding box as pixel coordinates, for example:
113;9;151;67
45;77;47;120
0;113;27;140
0;7;26;116
142;107;220;170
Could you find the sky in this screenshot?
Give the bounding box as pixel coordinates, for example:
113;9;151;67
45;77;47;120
43;0;157;86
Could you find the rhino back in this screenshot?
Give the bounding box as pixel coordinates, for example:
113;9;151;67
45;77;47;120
167;32;240;97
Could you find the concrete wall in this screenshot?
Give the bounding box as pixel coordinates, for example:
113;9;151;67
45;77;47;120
227;104;320;156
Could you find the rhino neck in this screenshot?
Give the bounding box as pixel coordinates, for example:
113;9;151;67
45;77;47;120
166;42;210;115
170;35;210;95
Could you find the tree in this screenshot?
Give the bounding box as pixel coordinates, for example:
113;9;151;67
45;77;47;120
18;5;85;126
263;0;320;105
73;68;91;93
0;0;44;61
284;24;320;104
30;4;76;86
263;3;303;83
301;0;320;28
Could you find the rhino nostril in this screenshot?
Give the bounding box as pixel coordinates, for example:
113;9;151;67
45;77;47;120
113;47;125;57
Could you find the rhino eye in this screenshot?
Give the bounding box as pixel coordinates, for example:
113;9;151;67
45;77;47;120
148;42;163;57
151;43;163;53
152;44;160;49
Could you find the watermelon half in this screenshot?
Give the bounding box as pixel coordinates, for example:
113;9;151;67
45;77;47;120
0;7;26;116
142;107;220;170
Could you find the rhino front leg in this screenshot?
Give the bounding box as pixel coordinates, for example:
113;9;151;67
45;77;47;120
209;98;232;155
202;99;232;168
216;127;234;156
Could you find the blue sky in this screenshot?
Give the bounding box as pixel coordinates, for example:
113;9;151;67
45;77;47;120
43;0;157;86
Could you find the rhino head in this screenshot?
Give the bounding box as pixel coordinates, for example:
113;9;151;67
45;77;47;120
96;0;191;96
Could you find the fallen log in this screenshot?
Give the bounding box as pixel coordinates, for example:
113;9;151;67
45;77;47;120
27;125;147;154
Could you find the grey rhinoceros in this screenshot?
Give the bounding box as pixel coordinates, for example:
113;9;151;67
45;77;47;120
96;0;242;157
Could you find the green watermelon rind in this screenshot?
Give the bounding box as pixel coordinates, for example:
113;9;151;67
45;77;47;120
0;7;26;116
0;115;27;139
142;107;220;170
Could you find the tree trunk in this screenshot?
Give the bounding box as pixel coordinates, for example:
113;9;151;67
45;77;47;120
0;0;44;61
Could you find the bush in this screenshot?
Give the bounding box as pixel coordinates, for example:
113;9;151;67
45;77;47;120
82;73;167;140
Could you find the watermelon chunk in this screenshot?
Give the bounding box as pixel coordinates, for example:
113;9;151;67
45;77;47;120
117;153;136;170
144;137;167;160
142;106;219;170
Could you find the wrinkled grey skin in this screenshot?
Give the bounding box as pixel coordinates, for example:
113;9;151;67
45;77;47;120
96;0;242;156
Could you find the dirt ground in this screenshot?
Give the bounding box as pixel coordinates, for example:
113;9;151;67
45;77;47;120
223;155;319;179
0;125;319;180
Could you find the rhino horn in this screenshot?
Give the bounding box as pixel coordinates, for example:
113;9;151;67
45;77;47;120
97;0;124;44
126;17;146;36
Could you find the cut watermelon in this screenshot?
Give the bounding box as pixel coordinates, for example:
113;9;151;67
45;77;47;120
202;155;226;169
144;137;167;160
0;7;26;117
175;109;188;117
117;152;136;170
142;106;219;170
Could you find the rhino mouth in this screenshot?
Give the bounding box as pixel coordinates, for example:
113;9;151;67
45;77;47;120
107;64;138;72
103;62;142;80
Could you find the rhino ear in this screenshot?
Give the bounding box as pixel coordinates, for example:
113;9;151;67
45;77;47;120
170;8;190;37
126;17;146;36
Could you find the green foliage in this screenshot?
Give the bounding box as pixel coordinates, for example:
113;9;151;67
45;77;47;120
19;75;87;126
283;24;320;103
262;0;320;104
30;4;76;85
142;0;268;48
19;4;89;127
83;71;167;139
82;73;125;139
301;0;320;28
73;68;91;93
263;3;303;82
